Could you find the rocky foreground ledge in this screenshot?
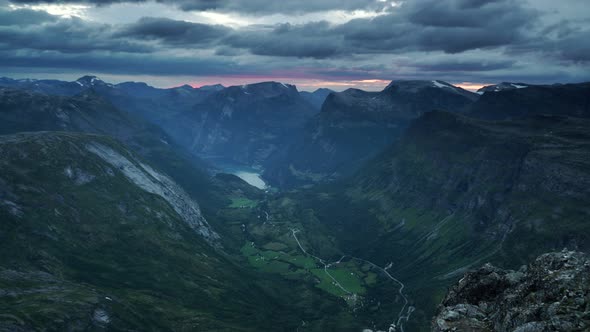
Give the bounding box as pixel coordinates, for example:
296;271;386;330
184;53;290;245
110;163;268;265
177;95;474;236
433;250;590;331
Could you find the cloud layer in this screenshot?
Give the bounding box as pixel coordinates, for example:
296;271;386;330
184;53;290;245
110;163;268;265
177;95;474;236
1;0;589;89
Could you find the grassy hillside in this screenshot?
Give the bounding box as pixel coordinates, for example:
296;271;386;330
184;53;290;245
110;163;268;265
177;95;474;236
0;132;365;331
275;111;590;330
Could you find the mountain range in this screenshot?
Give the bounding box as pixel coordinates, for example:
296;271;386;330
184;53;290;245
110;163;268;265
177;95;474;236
0;75;589;331
264;80;478;187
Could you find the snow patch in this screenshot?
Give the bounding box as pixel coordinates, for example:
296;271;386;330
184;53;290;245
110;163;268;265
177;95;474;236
432;80;456;91
432;80;447;88
511;83;528;89
64;166;74;178
64;166;95;185
1;200;23;217
85;142;220;244
74;170;95;185
93;309;110;324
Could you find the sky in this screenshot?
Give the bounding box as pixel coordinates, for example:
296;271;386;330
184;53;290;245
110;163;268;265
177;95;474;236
0;0;589;91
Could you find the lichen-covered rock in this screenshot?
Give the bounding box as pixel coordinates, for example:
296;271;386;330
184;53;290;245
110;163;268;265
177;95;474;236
433;250;590;331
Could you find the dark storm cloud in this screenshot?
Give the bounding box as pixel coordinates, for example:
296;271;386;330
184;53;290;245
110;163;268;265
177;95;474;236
0;0;560;59
505;17;590;64
8;0;385;14
0;0;588;61
0;50;245;75
223;22;342;58
0;17;152;53
8;0;145;5
217;0;536;59
531;30;590;63
0;7;56;26
406;0;534;28
337;0;536;54
118;17;230;45
408;59;516;72
175;0;384;14
1;0;589;83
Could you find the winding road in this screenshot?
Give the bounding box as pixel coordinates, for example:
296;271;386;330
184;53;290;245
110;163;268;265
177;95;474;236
290;228;414;332
291;229;352;295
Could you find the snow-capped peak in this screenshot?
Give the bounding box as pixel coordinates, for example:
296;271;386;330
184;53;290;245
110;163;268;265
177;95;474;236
431;80;456;90
75;75;105;87
477;82;531;94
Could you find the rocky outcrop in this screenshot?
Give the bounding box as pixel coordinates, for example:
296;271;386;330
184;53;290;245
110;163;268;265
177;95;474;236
86;142;220;244
433;250;590;331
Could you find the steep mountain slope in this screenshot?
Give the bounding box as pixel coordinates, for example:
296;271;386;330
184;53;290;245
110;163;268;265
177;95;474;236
281;110;590;330
171;82;317;166
470;82;590;120
0;88;370;331
0;87;161;144
0;131;336;331
264;80;478;188
300;88;334;110
0;87;224;211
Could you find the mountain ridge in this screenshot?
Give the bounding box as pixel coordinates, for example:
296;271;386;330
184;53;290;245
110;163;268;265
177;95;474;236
264;80;478;188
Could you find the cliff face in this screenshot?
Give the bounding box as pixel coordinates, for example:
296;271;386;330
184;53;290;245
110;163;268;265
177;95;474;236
342;111;590;265
264;80;477;188
172;82;316;166
433;250;590;332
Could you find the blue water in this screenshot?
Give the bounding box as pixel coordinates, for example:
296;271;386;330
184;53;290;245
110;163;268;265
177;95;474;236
233;170;267;189
206;157;268;189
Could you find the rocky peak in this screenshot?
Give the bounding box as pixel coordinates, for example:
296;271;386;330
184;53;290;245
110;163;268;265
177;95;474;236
240;81;296;94
383;79;478;100
477;82;531;94
76;75;109;88
433;250;590;331
385;79;450;91
117;81;150;88
198;84;225;92
312;88;333;94
299;88;335;110
213;81;300;102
